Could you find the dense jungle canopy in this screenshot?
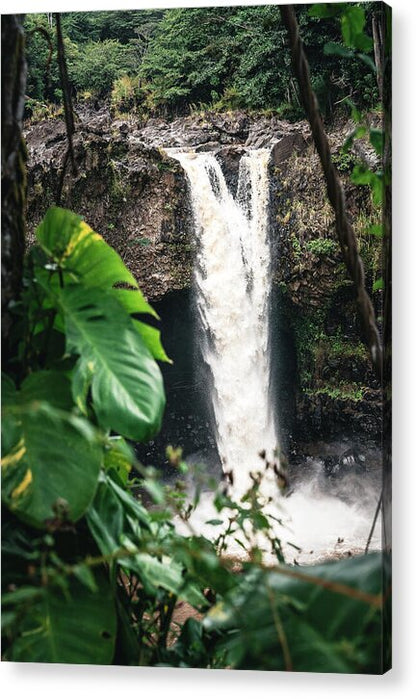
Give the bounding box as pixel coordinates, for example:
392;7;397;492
25;4;381;119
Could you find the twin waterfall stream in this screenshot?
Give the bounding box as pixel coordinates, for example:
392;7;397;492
171;148;278;499
167;147;381;563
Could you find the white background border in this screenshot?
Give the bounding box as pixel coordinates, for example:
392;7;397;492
2;0;415;696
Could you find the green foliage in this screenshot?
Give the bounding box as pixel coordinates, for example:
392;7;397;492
332;149;358;173
23;6;380;117
350;163;383;205
66;39;138;98
111;75;140;114
24;14;61;104
5;573;116;664
306;237;338;256
2;378;101;528
306;382;365;402
204;553;385;672
2;207;388;670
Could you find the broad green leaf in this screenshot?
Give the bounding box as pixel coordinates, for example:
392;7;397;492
117;534;207;608
7;575;116;664
36;207;138;290
357;53;376;72
111;287;159;320
2;586;43;606
107;475;151;529
132;320;172;364
204;553;385;673
142;477;166;505
373;278;384;291
309;4;346;19
103;436;134;484
369;224;383;238
59;285;165;441
72;564;98;593
86;475;125;556
111;289;171;363
370;128;384;156
324;42;354;58
115;596;142;665
341;7;372;52
119;537;183;595
2;399;101;528
351;165;383;205
19;370;74;411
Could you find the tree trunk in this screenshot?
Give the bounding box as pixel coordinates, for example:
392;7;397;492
372;12;385;104
1;14;27;366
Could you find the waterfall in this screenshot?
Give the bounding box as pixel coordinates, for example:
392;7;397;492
167;147;381;564
169;149;279;497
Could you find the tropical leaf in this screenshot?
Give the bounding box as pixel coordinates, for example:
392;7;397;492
19;370;74;411
6;574;116;664
204;553;386;673
111;287;158;319
119;546;184;596
86;474;125;557
132;319;172;364
106;475;151;529
36;206;138;289
341;6;373;52
324;42;354;58
59;285;165;441
111;289;171;363
309;4;345;19
2;376;102;528
103;436;134;484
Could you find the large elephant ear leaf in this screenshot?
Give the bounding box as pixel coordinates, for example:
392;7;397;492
111;289;172;364
6;573;117;664
36;206;138;289
59;285;165;441
1;396;102;529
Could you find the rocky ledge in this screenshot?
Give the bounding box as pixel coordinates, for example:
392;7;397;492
24;107;311;300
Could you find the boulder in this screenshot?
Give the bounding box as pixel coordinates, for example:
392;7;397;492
271;132;310;165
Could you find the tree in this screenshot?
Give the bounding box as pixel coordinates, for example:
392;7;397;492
1;14;27;365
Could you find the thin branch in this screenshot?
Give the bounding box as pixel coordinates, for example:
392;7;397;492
54;13;77;178
365;491;382;554
266;583;293;671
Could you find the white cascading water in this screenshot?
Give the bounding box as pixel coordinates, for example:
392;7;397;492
170;149;279;498
168;147;381;563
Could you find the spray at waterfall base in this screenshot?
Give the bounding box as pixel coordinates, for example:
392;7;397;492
167;147;381;565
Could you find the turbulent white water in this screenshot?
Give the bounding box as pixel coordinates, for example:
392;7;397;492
170;149;279;498
168;147;382;564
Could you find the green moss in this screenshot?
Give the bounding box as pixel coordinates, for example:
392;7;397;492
291;308;326;387
291;233;302;259
326;333;368;362
108;160;131;208
305;382;365;402
332;150;357;173
305;238;338;257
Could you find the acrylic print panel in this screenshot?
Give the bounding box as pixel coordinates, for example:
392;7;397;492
1;1;391;673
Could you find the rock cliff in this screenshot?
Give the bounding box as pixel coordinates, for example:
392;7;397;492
24;108;382;442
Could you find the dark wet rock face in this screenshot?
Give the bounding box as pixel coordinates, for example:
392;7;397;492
25;117;194;301
24;109;309;301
